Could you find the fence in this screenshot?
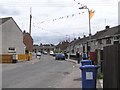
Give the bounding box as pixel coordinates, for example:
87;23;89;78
0;54;33;63
103;44;120;88
0;54;13;63
17;54;32;61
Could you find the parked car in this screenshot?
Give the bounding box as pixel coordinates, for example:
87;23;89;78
43;51;48;55
55;53;65;60
36;52;41;59
36;52;41;56
49;51;54;56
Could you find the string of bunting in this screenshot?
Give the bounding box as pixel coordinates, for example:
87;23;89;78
35;12;85;24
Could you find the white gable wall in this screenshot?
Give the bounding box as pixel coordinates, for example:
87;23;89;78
2;18;25;54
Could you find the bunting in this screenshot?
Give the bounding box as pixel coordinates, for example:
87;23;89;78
34;5;95;24
35;12;85;24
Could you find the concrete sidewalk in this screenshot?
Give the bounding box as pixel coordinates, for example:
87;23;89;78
56;63;82;88
66;59;103;88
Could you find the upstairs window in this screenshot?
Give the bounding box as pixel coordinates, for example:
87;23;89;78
98;39;102;44
106;38;111;44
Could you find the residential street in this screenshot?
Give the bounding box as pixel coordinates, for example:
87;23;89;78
0;1;119;89
2;55;81;88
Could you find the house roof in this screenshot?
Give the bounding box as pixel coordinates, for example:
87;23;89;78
70;39;78;46
91;30;107;40
23;32;33;41
67;25;120;48
0;17;23;33
114;25;120;35
70;36;89;45
91;25;120;40
0;17;11;25
100;26;119;39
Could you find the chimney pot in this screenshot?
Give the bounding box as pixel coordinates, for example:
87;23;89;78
106;25;110;29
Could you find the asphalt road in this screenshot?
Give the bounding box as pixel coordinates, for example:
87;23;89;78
2;55;77;88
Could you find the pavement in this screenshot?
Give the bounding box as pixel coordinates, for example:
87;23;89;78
66;58;103;88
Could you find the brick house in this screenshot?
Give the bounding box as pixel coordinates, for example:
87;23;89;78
23;31;33;53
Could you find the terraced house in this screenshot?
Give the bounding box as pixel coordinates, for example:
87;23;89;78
66;25;120;73
68;25;120;55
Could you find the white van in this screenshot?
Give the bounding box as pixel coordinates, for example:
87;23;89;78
50;51;54;56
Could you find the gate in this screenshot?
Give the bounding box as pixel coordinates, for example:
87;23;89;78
103;44;120;88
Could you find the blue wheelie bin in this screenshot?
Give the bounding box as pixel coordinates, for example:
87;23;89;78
81;60;92;66
80;65;99;90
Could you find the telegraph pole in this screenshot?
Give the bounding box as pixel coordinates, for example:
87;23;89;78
29;7;32;35
28;7;32;61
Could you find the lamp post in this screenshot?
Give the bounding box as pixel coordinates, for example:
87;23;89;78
79;6;91;56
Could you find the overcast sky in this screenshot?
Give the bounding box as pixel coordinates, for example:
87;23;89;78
0;0;119;45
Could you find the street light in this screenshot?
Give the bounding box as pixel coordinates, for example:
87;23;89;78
79;6;92;56
79;6;91;37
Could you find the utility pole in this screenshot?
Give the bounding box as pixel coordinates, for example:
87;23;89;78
28;7;32;61
29;7;32;35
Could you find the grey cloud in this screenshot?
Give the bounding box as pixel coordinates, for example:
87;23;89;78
0;6;20;16
32;35;62;45
32;28;88;45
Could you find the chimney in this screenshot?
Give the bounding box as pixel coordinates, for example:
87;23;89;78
78;37;80;39
83;35;86;38
105;25;110;29
23;30;26;34
74;38;76;40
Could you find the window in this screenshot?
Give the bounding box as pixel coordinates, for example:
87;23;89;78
114;36;119;40
114;41;119;44
8;47;15;51
94;41;97;45
72;49;74;53
113;36;119;41
98;39;102;44
8;47;16;53
106;38;111;44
